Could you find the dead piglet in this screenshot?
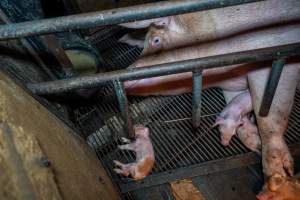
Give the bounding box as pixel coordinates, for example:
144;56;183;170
113;125;155;180
237;115;261;153
213;90;252;146
257;173;300;200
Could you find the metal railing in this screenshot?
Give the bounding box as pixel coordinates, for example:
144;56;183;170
0;0;263;40
0;0;299;137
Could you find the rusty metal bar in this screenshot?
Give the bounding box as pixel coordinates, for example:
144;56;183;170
192;69;203;128
27;43;300;95
113;80;134;138
0;9;57;80
259;59;286;116
0;0;264;40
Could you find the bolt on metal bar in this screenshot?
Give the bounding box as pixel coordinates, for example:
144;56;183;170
192;69;203;128
113;80;134;138
0;0;264;40
259;59;286;116
27;43;300;95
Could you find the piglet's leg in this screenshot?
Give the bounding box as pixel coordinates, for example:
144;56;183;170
113;160;131;176
118;143;136;151
248;63;300;179
120;137;132;144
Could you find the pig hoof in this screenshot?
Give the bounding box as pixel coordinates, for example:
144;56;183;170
283;153;294;176
263;142;294;177
120;137;131;143
113;160;123;167
113;168;124;174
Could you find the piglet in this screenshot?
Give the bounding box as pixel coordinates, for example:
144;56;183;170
257;173;300;200
113;125;155;180
213;90;252;146
237;115;261;154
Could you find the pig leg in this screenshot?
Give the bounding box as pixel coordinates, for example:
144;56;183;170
120;137;132;144
118;143;136;151
223;90;245;103
113;160;131;176
248;63;300;179
114;160;137;178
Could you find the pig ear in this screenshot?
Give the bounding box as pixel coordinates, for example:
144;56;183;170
212;116;224;128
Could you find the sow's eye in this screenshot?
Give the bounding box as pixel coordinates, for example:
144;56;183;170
151;36;161;47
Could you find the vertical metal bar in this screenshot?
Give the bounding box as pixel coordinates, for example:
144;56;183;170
192;69;203;128
113;80;134;138
259;59;285;116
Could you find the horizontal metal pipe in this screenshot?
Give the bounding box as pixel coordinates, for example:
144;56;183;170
0;0;264;40
27;43;300;95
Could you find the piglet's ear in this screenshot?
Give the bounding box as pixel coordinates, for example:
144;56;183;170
211;116;224;128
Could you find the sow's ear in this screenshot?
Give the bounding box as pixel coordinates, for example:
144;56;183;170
212;116;225;128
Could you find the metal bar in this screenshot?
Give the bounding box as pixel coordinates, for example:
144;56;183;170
192;69;203;128
259;59;285;116
119;142;300;193
0;0;263;40
0;8;57;80
27;43;300;95
113;80;134;138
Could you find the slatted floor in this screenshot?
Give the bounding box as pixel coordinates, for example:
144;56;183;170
72;83;300;195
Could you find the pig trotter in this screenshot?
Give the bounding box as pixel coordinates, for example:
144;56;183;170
113;160;131;177
263;135;294;178
120;137;132;143
118;143;136;151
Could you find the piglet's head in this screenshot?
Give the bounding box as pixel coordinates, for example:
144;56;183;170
134;125;150;139
212;115;243;146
